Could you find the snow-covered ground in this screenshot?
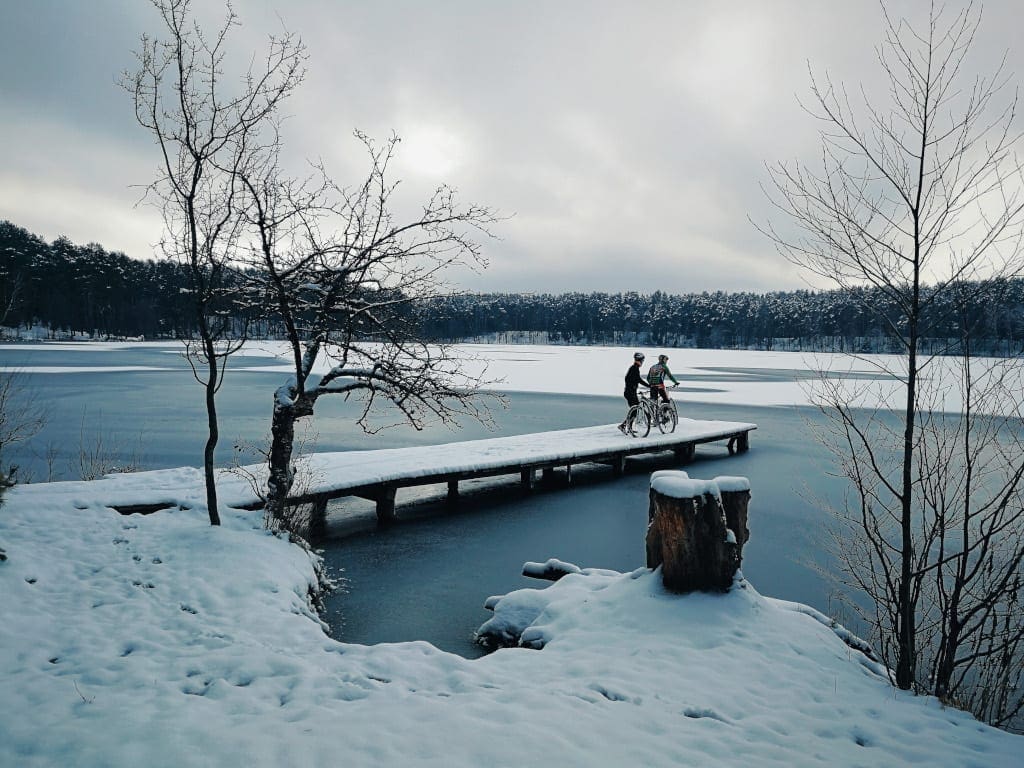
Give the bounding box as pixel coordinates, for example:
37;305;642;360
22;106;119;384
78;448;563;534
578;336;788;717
3;479;1020;766
236;340;900;407
2;341;1023;765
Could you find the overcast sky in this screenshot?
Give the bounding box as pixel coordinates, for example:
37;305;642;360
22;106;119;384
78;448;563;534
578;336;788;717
2;1;1022;295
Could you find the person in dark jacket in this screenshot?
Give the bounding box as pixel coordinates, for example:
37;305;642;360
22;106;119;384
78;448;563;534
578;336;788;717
618;352;649;434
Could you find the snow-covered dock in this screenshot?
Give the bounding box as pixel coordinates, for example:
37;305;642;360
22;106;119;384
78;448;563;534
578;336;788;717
16;418;755;537
278;417;756;534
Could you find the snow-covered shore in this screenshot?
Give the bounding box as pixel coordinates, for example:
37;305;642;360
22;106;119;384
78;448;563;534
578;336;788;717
2;477;1022;766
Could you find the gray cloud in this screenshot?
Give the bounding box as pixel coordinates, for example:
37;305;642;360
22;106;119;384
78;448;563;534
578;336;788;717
2;1;1022;293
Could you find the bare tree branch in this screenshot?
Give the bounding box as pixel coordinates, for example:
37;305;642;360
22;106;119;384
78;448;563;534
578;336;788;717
761;2;1024;726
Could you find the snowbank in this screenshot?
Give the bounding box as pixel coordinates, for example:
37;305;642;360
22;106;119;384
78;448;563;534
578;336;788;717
1;485;1020;766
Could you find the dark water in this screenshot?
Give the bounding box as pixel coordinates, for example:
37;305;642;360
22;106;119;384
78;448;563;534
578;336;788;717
318;399;844;658
1;344;845;657
0;344;563;479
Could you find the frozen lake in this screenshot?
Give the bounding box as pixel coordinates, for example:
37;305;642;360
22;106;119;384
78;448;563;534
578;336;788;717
318;399;842;658
2;341;862;655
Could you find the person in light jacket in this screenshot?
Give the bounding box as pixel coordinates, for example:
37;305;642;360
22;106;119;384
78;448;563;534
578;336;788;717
647;353;679;403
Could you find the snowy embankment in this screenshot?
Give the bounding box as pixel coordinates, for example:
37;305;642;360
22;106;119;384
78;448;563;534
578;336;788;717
2;486;1021;766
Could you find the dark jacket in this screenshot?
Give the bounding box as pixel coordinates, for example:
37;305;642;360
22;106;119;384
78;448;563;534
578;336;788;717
624;364;648;393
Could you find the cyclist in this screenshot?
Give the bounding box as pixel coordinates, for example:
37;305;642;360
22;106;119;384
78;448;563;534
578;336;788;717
647;353;680;403
618;351;649;434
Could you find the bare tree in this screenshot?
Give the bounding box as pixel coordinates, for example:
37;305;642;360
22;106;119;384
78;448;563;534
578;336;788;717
0;369;46;503
815;311;1024;727
124;0;305;525
761;0;1024;715
238;132;502;535
917;299;1024;727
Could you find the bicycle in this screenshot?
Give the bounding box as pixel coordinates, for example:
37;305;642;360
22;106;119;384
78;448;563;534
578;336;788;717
624;387;678;437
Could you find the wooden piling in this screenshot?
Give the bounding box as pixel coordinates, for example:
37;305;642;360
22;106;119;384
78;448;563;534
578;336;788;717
309;494;329;541
376;485;398;525
520;468;534;491
674;443;695;463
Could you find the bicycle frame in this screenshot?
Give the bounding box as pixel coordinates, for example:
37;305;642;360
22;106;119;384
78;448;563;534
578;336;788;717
624;390;678;437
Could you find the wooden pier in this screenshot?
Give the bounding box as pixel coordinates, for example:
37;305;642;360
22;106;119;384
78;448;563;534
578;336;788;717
279;419;756;537
93;418;755;539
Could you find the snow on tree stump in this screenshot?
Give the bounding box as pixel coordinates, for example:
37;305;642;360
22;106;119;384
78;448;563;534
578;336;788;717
646;471;751;593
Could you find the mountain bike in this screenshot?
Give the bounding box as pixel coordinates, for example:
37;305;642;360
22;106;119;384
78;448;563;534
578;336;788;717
624;388;678;437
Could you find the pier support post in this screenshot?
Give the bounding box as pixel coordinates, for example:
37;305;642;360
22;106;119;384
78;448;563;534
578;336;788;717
376;485;398;526
309;495;328;541
612;455;625;476
447;479;460;502
727;431;750;455
520;468;535;491
674;443;695;463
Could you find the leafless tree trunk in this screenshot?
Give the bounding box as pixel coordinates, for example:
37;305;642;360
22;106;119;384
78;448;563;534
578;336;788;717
124;0;305;525
237;132;502;534
761;1;1024;713
0;369;46;502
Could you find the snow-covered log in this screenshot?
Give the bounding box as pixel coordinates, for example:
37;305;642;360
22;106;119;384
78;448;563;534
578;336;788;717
522;558;583;582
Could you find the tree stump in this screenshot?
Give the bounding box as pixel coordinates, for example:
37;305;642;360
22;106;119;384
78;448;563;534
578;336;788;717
717;476;751;561
646;471;751;593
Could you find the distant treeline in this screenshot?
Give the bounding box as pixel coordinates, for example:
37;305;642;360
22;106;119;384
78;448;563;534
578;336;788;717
417;286;1024;355
2;221;207;339
4;219;1024;354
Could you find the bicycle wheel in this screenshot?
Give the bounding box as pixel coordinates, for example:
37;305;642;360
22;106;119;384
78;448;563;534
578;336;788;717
658;402;678;434
637;405;652;437
654;402;668;433
626;404;650;437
